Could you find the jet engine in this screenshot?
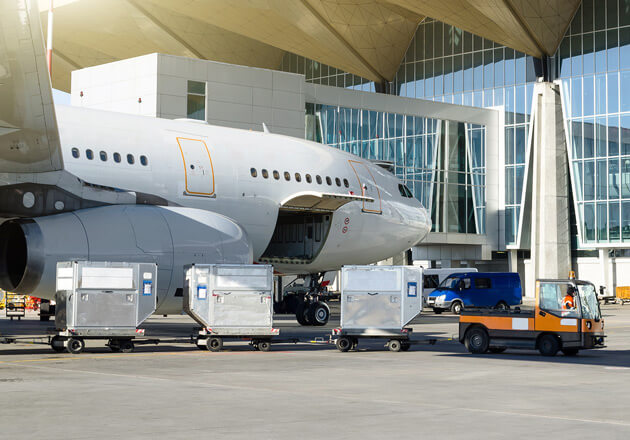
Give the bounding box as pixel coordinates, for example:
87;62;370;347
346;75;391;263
0;205;252;313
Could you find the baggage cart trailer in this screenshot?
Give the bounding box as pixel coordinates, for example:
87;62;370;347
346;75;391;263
334;265;423;352
459;279;606;356
52;261;157;354
184;264;278;351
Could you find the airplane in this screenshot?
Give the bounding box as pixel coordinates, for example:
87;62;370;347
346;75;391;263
0;0;431;325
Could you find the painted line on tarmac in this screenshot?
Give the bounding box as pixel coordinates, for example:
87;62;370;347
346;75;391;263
10;361;630;428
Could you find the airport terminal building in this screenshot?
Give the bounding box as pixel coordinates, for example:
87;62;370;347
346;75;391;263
52;0;630;296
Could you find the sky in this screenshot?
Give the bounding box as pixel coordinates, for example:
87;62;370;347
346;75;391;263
52;88;71;105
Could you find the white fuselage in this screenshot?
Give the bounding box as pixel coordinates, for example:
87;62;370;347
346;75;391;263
56;105;431;274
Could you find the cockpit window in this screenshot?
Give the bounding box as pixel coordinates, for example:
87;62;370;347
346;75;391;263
399;184;413;198
404;185;413;198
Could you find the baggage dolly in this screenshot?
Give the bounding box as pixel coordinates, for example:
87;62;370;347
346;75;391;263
195;327;280;352
332;327;413;352
48;328;148;354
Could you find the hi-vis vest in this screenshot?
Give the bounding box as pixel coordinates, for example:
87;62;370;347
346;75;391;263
562;295;575;309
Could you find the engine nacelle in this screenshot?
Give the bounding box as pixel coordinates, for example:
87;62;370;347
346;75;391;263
0;205;252;314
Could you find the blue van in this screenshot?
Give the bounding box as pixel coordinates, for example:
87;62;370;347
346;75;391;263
426;272;522;314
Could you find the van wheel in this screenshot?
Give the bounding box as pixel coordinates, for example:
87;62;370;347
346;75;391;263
451;301;463;315
464;327;489;354
433;308;443;314
495;301;509;310
538;334;560;356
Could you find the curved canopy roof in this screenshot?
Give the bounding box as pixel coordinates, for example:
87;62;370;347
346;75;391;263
39;0;580;91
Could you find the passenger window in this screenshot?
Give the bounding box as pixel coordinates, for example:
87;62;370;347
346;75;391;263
474;278;492;289
140;155;148;166
326;176;332;185
273;170;280;180
99;151;107;161
423;275;440;289
462;278;471;289
284;171;290;181
114;153;121;163
343;178;349;188
262;169;269;179
295;173;301;182
316;175;322;184
335;177;341;187
250;168;257;178
306;174;312;183
86;149;94;160
71;148;80;158
127;154;134;164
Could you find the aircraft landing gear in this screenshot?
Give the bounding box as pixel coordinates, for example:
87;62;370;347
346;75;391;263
293;273;331;326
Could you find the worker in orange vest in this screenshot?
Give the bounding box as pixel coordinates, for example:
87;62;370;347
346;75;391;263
562;286;576;310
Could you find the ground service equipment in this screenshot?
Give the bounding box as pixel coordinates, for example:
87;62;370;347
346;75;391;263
334;265;423;352
52;261;157;354
5;292;26;320
184;264;278;352
459;279;605;356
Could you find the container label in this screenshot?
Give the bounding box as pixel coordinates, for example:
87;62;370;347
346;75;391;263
407;282;417;297
198;285;207;300
142;280;152;296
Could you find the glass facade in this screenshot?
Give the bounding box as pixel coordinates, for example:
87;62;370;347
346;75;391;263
306;103;486;234
558;0;630;245
287;0;630;249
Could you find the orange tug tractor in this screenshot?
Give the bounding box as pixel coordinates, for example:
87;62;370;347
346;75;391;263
459;279;605;356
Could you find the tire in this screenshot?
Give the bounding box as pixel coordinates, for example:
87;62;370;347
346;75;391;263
464;327;489;354
50;336;65;353
119;340;134;353
433;308;443;314
336;337;352;352
538;334;560;356
258;341;271;352
207;337;223;352
351;338;359;350
308;301;330;326
388;339;402;352
451;301;463;315
295;302;310;326
489;347;506;354
40;315;50;322
495;301;509;311
197;339;209;350
562;348;579;356
401;342;411;351
66;337;85;354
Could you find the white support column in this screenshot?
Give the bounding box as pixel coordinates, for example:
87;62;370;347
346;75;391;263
529;82;571;283
599;249;611;296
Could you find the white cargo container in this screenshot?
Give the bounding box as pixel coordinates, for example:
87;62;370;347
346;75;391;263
53;261;158;354
184;264;277;351
335;265;423;352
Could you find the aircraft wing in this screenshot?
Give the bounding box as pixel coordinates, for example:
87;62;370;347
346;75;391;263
0;0;63;173
280;191;374;212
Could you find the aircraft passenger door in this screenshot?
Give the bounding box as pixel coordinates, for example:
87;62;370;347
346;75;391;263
348;160;382;214
176;137;215;196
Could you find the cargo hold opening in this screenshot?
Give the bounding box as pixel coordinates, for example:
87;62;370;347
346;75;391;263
260;211;331;264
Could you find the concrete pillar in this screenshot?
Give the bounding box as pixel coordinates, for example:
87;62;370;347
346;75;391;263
529;82;571;284
508;250;518;272
599;249;612;296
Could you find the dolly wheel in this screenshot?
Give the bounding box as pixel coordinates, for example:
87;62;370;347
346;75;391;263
119;340;134;353
50;336;65;353
401;341;411;351
351;338;359;350
258;341;271;352
489;347;506;354
562;348;579;356
538;334;560;356
465;327;489;354
388;339;402;352
336;337;352;352
66;337;85;354
207;337;223;352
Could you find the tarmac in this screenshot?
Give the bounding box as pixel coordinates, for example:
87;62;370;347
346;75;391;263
0;304;629;439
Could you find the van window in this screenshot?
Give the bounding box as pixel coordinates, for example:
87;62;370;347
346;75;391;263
423;275;440;289
462;278;471;289
71;148;80;158
474;278;492;289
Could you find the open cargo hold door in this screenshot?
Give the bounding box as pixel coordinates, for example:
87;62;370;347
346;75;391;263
280;191;374;212
348;160;382;214
176;137;215;196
